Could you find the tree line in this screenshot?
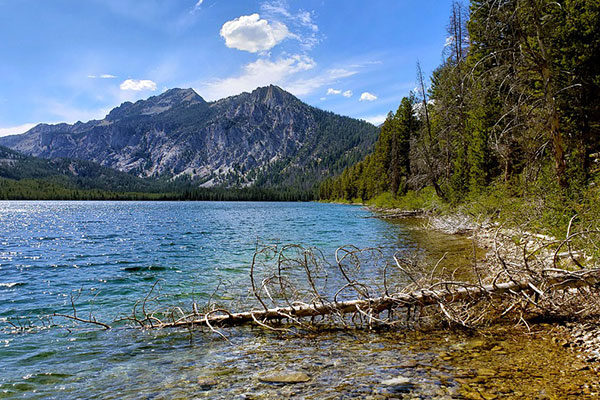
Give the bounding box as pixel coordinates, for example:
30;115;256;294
320;0;599;212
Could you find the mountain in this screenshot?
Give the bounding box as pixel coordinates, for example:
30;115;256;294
0;145;162;192
0;86;379;191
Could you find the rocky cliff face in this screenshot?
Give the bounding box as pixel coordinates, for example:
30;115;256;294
0;86;378;189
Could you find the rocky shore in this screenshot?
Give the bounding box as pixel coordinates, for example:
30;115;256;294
370;206;600;375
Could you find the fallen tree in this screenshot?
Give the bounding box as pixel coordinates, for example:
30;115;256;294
10;226;600;335
130;228;600;333
154;268;600;330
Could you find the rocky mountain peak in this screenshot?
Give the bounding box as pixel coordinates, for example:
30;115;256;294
248;85;298;108
107;87;206;120
157;88;204;103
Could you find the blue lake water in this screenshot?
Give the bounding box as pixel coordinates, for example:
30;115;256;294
0;201;423;399
1;201;593;399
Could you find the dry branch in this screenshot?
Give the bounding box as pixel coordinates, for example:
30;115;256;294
155;268;600;329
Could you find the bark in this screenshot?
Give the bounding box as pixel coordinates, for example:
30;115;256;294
157;270;600;329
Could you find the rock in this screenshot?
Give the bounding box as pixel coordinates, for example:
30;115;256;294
258;370;311;384
477;368;496;377
381;376;412;386
197;377;218;390
398;359;419;368
480;392;498;400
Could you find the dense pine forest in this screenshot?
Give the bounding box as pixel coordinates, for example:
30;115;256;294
320;0;600;235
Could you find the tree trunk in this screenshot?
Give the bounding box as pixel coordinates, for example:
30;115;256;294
158;270;600;329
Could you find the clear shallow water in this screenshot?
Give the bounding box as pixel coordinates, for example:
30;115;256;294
0;201;415;398
1;201;596;399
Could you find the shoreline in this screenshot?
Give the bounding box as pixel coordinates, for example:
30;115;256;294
367;204;600;372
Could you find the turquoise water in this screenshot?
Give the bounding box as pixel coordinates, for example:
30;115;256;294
0;201;418;399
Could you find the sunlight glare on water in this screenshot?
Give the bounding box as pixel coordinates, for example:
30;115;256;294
0;201;412;399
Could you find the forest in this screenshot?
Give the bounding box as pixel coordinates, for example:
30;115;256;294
320;0;600;236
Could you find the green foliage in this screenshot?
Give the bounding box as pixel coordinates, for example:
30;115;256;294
318;96;418;202
320;0;600;237
367;188;443;211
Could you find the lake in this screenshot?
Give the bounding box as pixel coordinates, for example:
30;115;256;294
0;201;595;399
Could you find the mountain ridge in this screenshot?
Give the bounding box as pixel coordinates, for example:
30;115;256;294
0;85;378;191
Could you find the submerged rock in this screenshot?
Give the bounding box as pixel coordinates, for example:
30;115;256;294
257;370;311;384
381;376;412;386
397;359;419;368
197;377;218;390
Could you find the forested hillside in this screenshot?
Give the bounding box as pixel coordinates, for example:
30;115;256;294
320;0;600;235
0;145;314;200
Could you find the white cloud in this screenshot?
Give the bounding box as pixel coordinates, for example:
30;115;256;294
275;67;357;96
328;69;354;78
260;1;320;50
0;123;39;137
88;74;117;79
119;79;157;91
189;0;204;15
326;88;353;98
361;114;387;125
199;54;316;100
297;10;318;32
319;97;326;101
359;92;378;102
220;14;289;53
279;68;357;96
261;1;291;18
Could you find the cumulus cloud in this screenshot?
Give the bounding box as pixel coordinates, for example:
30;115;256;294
119;79;157;91
343;90;353;98
200;54;315;100
326;88;341;95
359;92;377;102
220;14;289;53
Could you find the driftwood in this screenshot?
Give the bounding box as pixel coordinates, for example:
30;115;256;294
365;209;424;219
155;268;600;329
6;225;600;335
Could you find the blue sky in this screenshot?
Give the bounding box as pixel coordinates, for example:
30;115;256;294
0;0;455;136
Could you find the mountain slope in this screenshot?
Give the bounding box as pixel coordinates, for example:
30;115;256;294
0;145;163;192
0;86;379;191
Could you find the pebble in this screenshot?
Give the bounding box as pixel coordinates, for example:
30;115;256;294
257;370;311;384
397;359;419;368
381;376;412;386
197;377;218;390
